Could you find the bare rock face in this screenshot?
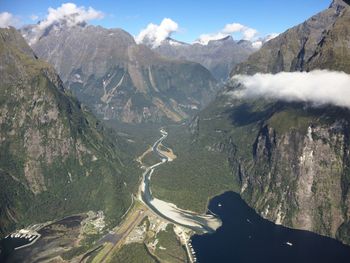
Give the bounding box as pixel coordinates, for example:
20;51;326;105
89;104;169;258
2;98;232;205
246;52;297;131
155;36;255;81
243;122;348;240
233;0;350;75
0;28;135;237
23;24;218;123
183;0;350;246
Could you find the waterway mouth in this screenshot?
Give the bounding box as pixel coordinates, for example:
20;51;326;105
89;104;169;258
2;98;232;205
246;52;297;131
191;191;350;263
0;215;86;262
0;228;42;261
139;129;222;234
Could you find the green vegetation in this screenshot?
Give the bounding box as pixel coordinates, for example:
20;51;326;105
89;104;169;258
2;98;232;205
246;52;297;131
110;243;158;263
151;86;350;246
104;121;161;157
152;121;238;213
142;151;161;167
267;109;313;134
154;225;187;263
0;28;139;237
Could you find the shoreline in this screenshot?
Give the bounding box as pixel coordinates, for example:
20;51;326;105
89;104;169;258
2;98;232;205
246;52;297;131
138;128;222;234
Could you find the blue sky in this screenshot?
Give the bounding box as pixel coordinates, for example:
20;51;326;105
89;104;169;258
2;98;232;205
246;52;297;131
0;0;331;42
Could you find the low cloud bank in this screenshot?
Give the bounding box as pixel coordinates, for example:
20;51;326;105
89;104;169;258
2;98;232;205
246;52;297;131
231;70;350;109
135;18;178;48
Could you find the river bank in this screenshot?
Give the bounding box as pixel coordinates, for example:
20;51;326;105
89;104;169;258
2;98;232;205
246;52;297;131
138;128;222;234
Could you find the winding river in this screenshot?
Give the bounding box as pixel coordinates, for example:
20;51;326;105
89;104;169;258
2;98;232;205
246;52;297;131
138;128;222;234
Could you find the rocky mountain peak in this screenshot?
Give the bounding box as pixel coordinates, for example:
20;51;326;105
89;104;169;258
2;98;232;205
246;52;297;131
163;37;190;46
232;0;350;75
237;39;254;48
27;24;217;123
185;0;350;248
154;35;254;80
0;27;35;57
0;27;136;236
330;0;350;8
207;35;235;46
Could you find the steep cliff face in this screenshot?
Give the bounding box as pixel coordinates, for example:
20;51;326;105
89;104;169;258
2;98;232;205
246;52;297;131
158;0;350;245
233;0;350;75
0;28;137;237
241;117;350;242
186;96;350;244
192;0;350;244
23;25;218;123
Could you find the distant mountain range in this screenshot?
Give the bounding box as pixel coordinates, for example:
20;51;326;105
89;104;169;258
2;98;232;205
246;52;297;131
154;36;255;81
21;24;219;123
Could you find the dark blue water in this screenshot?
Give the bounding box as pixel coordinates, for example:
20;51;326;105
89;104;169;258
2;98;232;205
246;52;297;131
0;237;31;262
191;192;350;263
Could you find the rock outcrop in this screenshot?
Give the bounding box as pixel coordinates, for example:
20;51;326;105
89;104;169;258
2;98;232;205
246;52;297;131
0;28;136;236
155;36;255;81
22;25;218;123
181;0;350;245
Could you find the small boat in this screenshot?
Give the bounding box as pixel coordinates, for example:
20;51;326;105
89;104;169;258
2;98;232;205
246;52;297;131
246;219;252;224
286;241;293;246
218;203;222;207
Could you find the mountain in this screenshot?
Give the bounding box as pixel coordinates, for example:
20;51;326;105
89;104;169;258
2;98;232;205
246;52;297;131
151;0;350;245
233;0;350;75
0;27;138;237
154;36;255;81
22;24;218;123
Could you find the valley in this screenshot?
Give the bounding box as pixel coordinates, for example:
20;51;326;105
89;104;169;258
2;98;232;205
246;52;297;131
1;128;214;262
2;0;350;262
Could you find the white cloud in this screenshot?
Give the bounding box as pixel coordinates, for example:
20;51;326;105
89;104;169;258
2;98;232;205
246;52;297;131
251;41;263;49
230;70;350;109
37;3;104;30
0;12;20;28
242;28;258;40
264;33;279;42
135;18;179;48
24;3;103;45
222;23;246;34
195;22;259;45
30;15;39;21
194;23;279;47
251;33;279;49
194;32;229;45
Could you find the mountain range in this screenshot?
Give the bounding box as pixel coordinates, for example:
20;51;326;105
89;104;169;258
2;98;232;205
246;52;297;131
151;0;350;246
21;24;219;123
233;0;350;75
154;36;255;81
2;0;350;260
0;27;138;236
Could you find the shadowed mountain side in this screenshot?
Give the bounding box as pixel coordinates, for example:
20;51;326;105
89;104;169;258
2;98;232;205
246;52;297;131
0;27;138;237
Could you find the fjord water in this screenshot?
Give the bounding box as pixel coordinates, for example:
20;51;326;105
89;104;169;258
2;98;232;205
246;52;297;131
191;192;350;263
